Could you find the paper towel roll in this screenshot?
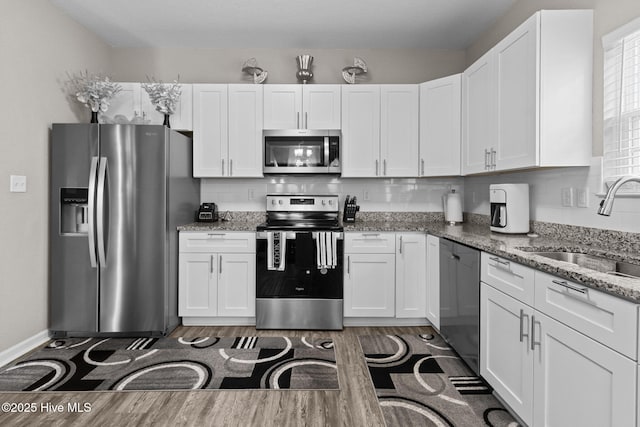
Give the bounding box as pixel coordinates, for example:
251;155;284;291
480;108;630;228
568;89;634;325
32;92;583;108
444;190;463;224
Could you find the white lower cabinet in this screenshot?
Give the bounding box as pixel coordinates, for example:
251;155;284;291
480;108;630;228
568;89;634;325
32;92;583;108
344;253;395;317
533;311;636;427
481;253;638;427
481;283;534;424
178;253;217;317
395;233;426;318
425;235;440;329
178;232;256;319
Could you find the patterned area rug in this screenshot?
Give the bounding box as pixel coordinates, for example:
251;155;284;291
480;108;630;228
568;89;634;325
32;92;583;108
0;336;338;392
358;333;520;426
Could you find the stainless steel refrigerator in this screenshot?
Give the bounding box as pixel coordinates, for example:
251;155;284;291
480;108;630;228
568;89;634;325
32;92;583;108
49;124;200;337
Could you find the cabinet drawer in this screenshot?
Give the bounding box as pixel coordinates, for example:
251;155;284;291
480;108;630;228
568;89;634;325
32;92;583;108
179;232;256;253
481;252;535;306
534;270;638;360
345;232;396;253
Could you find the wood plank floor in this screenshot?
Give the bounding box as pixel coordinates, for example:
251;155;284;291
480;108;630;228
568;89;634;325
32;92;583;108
0;326;432;426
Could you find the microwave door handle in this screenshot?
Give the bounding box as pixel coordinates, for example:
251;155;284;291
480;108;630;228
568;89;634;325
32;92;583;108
324;136;330;169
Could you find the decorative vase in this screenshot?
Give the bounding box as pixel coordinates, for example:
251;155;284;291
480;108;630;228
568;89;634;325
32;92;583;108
163;114;171;128
90;110;99;124
296;55;314;84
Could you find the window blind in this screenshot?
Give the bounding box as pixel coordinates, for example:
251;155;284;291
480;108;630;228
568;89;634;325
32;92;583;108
603;20;640;192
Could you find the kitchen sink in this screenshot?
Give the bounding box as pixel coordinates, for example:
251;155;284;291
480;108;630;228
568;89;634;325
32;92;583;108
529;251;640;279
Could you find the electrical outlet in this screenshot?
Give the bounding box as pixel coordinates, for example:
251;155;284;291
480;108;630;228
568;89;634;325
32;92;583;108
248;188;254;200
363;190;370;201
561;187;575;207
10;175;27;193
576;188;589;208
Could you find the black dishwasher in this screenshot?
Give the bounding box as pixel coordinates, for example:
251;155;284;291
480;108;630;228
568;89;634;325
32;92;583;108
439;239;481;375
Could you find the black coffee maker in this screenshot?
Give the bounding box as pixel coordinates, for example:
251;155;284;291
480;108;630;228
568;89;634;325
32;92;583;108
197;203;218;222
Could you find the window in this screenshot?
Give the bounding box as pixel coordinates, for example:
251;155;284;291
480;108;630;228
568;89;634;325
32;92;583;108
603;17;640;192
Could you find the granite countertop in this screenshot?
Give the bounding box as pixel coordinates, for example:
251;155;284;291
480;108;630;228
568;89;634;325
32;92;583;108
345;219;640;303
178;212;640;303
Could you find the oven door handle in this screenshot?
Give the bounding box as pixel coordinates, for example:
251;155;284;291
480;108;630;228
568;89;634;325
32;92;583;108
256;231;344;240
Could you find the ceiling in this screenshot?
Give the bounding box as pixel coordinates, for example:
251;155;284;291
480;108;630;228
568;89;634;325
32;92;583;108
50;0;517;50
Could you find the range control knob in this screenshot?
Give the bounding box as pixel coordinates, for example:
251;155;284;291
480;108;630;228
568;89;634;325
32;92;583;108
322;200;326;206
278;200;284;205
271;199;276;205
328;200;334;205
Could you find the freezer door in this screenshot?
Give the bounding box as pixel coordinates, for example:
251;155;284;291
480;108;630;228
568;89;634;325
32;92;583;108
50;124;100;334
98;125;168;333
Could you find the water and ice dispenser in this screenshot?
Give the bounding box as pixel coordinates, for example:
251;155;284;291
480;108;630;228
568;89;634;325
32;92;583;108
490;184;529;234
60;188;89;234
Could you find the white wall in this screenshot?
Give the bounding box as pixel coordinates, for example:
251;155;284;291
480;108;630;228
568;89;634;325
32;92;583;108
109;47;466;84
201;177;463;213
0;1;111;352
464;158;640;233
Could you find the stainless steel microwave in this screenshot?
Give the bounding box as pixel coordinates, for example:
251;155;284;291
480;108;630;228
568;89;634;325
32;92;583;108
263;129;341;174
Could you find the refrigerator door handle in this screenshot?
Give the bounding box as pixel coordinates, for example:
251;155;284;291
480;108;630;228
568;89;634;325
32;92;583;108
87;156;99;268
96;157;108;266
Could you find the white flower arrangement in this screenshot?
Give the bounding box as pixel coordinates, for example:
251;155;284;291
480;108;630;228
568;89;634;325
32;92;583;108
141;77;182;115
67;70;121;113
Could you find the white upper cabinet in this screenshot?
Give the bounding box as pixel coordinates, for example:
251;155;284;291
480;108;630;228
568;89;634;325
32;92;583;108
380;85;420;177
227;84;263;177
420;75;462;176
263;84;341;129
342;85;419;177
462;10;593;175
462;51;496;175
192;84;228;177
192;84;263;178
107;82;193;131
341;85;381;177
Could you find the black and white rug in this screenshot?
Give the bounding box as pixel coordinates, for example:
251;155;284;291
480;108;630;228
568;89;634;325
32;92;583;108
358;333;520;426
0;336;338;392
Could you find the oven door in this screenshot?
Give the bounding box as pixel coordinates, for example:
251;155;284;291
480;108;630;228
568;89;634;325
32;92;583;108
256;231;343;299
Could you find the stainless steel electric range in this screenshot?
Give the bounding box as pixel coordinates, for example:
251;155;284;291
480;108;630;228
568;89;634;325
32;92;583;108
256;194;343;330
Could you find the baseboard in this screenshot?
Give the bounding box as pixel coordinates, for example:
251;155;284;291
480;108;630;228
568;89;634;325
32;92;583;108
344;318;431;327
182;317;257;326
0;330;50;368
181;317;431;328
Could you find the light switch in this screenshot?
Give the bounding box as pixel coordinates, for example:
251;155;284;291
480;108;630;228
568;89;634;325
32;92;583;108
576;188;589;208
10;175;27;193
561;187;574;207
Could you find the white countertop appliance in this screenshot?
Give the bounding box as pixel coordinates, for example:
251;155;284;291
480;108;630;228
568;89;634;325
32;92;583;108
490;184;529;234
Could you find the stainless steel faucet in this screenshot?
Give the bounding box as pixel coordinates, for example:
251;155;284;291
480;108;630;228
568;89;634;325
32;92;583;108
597;175;640;216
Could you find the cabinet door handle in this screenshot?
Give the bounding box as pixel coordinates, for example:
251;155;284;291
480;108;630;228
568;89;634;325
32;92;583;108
551;279;587;294
489;256;509;266
491;148;496;169
399;236;403;254
383;159;387;175
210;255;214;274
530;315;540;351
221;159;225;176
297;112;300;129
229;159;232;176
305;112;308;129
347;255;350;275
362;233;380;237
219;255;222;275
484;149;490;170
375;160;379;176
519;309;529;343
421;159;425;175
